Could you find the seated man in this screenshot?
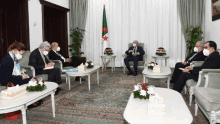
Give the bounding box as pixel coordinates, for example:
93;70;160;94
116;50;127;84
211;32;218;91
48;42;84;81
124;40;145;76
173;41;220;93
29;41;62;95
171;41;206;84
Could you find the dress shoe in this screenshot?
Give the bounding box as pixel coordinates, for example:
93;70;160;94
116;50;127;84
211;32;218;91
133;72;138;76
55;87;62;95
127;71;133;75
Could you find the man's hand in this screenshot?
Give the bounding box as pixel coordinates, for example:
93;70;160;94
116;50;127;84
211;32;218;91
46;62;53;67
182;69;190;73
133;53;138;56
185;66;193;70
65;58;70;62
182;61;187;65
129;50;133;53
22;74;29;80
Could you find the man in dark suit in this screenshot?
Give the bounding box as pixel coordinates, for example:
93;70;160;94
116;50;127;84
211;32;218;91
29;41;62;95
173;41;220;93
48;42;84;81
171;41;206;84
124;40;145;76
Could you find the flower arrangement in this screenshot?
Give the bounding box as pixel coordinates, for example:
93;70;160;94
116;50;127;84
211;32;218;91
148;62;158;69
26;77;46;91
155;47;166;56
133;83;156;100
85;61;94;68
133;83;149;99
104;47;113;55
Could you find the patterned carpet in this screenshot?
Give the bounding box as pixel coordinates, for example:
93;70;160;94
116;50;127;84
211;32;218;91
0;67;209;124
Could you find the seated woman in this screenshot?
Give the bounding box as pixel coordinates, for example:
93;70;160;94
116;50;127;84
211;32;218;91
0;42;42;108
0;42;31;86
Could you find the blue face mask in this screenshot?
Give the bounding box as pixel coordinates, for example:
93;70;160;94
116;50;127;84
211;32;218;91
16;63;21;70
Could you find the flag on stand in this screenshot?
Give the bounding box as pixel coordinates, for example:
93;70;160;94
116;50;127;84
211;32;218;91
102;5;108;54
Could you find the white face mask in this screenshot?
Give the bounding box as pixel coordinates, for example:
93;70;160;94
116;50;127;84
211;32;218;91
133;43;136;47
57;47;60;51
194;47;198;52
203;49;209;56
15;53;22;60
43;50;49;55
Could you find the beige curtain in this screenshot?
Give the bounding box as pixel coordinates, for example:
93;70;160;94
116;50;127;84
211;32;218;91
69;0;88;33
177;0;205;42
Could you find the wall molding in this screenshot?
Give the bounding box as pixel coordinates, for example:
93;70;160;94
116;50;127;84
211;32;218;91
39;0;69;12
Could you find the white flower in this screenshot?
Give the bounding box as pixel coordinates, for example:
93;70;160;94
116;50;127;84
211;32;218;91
151;63;155;66
134;85;141;91
140;90;147;96
148;64;151;66
85;63;89;66
147;87;155;95
39;81;43;86
91;63;94;66
28;80;37;86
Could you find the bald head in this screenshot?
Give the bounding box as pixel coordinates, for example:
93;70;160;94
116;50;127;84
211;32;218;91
133;40;138;47
51;42;58;51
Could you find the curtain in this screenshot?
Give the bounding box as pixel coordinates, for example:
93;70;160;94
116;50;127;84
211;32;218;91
69;0;88;33
177;0;205;43
82;0;186;68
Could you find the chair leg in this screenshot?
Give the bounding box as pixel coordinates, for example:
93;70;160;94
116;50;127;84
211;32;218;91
189;93;192;106
123;65;125;73
210;111;217;124
195;103;198;116
184;86;187;94
65;74;68;84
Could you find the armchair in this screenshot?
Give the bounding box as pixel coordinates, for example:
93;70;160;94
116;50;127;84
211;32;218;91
185;69;220;106
122;43;147;73
194;73;220;124
19;51;63;81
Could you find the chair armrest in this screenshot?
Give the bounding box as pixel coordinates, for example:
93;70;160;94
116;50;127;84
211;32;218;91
122;54;127;58
20;65;35;77
50;60;63;75
201;69;220;73
190;61;204;67
144;54;148;67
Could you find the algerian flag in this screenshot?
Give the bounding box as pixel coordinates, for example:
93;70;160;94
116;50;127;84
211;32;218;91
102;5;108;54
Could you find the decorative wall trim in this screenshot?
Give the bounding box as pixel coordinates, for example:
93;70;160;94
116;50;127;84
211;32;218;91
39;0;69;12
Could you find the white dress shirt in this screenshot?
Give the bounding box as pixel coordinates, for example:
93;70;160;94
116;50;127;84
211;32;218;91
9;51;21;76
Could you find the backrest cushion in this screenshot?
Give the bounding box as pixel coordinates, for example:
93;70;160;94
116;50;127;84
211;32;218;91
19;51;31;66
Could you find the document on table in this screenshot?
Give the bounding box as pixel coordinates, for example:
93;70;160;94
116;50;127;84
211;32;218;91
179;68;184;70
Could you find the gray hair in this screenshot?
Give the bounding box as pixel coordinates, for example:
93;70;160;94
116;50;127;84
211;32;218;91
39;41;51;49
197;41;204;48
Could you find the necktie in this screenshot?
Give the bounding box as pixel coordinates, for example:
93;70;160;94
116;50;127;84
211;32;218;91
41;53;47;65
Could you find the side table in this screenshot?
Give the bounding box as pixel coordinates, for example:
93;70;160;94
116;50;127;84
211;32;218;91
152;55;170;67
100;55;116;73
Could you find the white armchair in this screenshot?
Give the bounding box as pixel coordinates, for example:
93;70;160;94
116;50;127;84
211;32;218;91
185;69;220;106
194;73;220;124
122;43;147;73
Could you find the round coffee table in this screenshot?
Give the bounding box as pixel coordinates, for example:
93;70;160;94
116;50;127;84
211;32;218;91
142;66;171;89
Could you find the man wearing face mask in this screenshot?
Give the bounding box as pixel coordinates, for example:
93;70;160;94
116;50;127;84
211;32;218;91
48;42;84;81
171;41;205;84
173;41;220;93
0;42;32;86
29;41;62;95
124;40;145;76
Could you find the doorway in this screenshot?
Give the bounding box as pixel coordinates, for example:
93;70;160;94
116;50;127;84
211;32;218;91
0;0;30;61
41;0;69;55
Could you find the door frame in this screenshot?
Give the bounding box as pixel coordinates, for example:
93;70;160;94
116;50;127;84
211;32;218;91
40;0;69;55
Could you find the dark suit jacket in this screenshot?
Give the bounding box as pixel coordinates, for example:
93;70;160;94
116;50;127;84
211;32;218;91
48;50;69;65
0;53;27;86
190;51;220;79
185;51;206;64
29;48;50;74
125;46;145;61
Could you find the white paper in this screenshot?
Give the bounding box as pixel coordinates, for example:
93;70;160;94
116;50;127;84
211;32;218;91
44;66;54;70
179;68;184;70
